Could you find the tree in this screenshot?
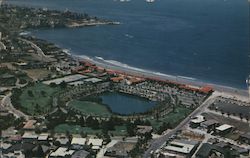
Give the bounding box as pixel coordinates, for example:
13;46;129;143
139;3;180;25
79;116;85;127
41;90;46;97
126;122;136;136
27;90;34;97
49;82;57;87
86;116;99;129
80;131;87;138
246;116;249;122
239;113;243;121
220;110;224;116
35;104;41;114
59;81;67;89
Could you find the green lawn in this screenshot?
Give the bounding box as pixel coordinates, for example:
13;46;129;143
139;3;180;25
54;124;127;136
19;83;61;115
68;100;112;117
149;107;192;129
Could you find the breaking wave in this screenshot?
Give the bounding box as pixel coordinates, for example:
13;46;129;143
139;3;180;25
93;56;197;81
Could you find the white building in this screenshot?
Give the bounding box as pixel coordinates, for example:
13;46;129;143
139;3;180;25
215;124;234;135
87;138;103;150
71;137;87;146
38;133;49;142
49;147;75;158
163;139;199;157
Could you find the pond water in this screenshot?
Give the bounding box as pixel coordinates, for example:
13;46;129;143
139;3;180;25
100;92;156;115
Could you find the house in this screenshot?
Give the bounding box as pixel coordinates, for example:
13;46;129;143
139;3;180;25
71;150;89;158
105;141;136;158
22;132;38;142
136;125;153;135
189;115;205;128
215;124;234;135
163;139;199;157
23;120;37;131
31;145;50;158
196;143;235;158
2;150;25;158
200;119;219;131
239;132;250;145
71;137;87;149
49;147;75;158
37;133;49;143
4;142;36;157
55;137;69;146
87;138;103;151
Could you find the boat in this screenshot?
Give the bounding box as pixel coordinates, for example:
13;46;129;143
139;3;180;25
146;0;155;3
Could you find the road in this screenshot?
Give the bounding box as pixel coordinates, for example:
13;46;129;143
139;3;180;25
143;91;220;158
18;38;53;62
1;93;30;120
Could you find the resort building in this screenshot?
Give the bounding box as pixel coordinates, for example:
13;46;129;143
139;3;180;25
189;115;205;128
87;138;103;151
215;124;234;135
160;139;199;158
49;147;75;158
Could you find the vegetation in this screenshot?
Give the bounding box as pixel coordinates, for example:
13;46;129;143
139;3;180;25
0;113;15;130
68;100;112;117
11;83;62;115
150;107;192;134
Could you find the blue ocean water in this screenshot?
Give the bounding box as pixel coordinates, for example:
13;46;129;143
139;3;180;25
8;0;250;89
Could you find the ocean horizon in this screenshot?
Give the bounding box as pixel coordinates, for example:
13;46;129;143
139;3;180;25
7;0;250;89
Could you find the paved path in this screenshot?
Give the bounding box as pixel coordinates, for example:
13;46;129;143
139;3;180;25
19;38;53;62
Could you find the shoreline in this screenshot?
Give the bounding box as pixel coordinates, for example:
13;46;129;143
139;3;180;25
69;54;249;99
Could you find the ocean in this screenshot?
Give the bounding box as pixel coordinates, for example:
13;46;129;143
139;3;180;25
7;0;250;89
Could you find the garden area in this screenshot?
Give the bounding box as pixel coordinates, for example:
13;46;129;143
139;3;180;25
12;83;63;115
149;107;192;133
68;100;112;117
54;124;127;136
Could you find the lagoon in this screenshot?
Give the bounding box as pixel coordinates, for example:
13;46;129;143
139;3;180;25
100;92;156;115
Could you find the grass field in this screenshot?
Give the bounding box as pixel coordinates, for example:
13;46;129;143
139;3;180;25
150;107;192;129
19;83;61;115
68;100;112;117
54;124;127;136
24;68;53;80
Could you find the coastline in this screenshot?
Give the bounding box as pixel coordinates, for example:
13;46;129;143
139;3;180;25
69;54;249;99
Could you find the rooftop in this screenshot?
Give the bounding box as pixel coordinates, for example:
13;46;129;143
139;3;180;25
71;137;87;146
23;120;36;130
84;77;102;83
43;74;88;85
50;147;75;157
191;115;205;124
216;124;233;131
87;138;103;146
201;119;219;127
37;133;49;141
165;139;199;154
22;132;38;139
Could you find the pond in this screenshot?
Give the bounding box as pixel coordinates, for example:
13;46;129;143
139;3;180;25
100;92;156;115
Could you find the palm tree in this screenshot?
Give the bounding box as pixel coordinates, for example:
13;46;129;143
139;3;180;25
245;116;249;122
220;110;224;116
239;113;243;121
